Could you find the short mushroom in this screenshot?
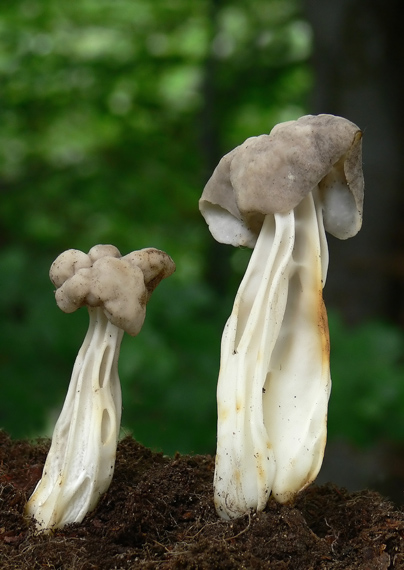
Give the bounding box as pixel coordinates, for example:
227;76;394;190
25;244;175;531
199;114;364;519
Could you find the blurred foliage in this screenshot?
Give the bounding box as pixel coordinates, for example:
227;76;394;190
328;311;404;447
0;0;311;454
2;0;401;457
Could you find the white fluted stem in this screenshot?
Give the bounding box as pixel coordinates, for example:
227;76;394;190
214;191;331;519
26;306;123;531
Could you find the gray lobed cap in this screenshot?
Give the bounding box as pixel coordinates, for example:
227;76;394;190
199;114;364;248
50;245;176;336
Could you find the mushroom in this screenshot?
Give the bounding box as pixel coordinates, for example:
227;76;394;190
199;114;364;519
25;244;175;531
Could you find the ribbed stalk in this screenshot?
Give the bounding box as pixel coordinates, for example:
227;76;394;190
26;307;123;531
214;191;331;519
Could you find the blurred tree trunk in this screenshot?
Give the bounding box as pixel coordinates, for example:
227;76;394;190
303;0;404;324
199;0;233;300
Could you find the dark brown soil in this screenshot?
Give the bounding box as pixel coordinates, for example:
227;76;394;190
1;430;404;569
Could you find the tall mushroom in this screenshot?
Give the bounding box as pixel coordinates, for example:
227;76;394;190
25;244;175;531
199;114;364;519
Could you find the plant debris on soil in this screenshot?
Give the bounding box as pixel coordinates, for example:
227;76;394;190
1;430;404;569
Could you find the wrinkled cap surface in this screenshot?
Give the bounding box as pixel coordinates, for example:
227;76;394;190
50;245;175;336
199;114;364;247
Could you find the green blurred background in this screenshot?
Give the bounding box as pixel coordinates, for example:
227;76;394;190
1;0;404;458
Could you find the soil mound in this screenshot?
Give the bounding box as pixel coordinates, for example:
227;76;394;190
1;431;403;569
